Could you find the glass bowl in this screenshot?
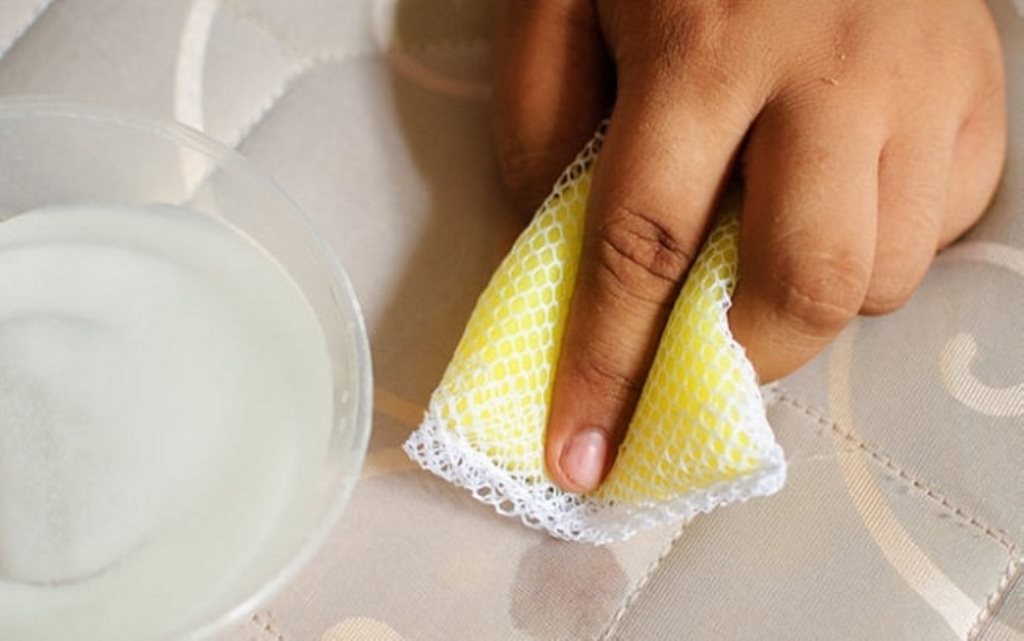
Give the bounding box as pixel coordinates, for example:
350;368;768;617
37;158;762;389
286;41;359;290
0;98;372;640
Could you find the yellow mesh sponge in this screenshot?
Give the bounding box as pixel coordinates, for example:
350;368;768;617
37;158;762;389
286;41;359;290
404;128;786;543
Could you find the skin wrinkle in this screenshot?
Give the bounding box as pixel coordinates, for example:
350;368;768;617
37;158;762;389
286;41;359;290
496;139;590;211
571;354;645;408
864;135;947;314
769;265;870;335
493;0;1007;491
594;251;675;307
597;207;696;286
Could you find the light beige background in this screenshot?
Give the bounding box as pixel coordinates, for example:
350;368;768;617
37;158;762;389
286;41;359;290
0;1;1020;639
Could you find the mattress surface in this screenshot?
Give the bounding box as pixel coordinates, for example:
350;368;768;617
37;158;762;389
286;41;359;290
0;1;1020;639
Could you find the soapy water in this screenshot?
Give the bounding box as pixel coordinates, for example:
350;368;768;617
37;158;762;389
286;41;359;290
0;204;333;639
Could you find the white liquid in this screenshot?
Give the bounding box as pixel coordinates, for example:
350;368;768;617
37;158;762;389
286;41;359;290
0;204;334;639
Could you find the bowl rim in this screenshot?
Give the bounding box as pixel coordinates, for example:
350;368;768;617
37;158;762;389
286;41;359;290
0;96;374;641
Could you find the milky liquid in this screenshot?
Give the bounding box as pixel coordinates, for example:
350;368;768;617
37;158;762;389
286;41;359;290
0;204;334;639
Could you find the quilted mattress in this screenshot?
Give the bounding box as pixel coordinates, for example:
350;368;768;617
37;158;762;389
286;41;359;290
0;1;1020;639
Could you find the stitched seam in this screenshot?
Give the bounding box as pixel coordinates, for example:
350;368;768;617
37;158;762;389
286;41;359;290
230;50;369;149
219;0;488;61
231;34;491;151
392;38;492;54
596;521;689;641
228;53;339;149
767;387;1019;553
217;1;306;62
0;0;59;60
250;609;286;640
968;555;1022;640
770;387;1024;640
215;3;491;150
594;389;1019;638
229;47;423;150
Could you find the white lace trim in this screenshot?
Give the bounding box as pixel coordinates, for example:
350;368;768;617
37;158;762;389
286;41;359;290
403;411;787;544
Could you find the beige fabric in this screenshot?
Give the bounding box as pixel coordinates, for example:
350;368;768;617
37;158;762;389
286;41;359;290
983;576;1024;641
0;1;1020;639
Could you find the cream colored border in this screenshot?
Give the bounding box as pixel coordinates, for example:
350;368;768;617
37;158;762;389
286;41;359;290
829;327;984;638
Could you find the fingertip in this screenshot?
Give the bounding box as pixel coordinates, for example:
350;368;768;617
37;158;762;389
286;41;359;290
552;427;609;493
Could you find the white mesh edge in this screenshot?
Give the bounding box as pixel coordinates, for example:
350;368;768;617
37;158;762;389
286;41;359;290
403;412;787;545
402;121;787;543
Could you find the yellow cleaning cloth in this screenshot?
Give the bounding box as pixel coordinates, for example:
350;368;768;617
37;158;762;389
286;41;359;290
404;128;786;543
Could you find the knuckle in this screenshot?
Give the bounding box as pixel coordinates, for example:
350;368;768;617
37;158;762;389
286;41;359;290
861;276;916;315
573;351;644;402
495;139;541;192
495;140;562;212
607;2;733;72
660;2;740;49
771;254;868;333
596;207;695;304
601;3;765;118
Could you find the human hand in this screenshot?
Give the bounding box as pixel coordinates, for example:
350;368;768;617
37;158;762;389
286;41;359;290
492;0;1007;493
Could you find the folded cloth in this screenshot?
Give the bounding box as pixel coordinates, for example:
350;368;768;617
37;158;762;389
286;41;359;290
404;127;786;544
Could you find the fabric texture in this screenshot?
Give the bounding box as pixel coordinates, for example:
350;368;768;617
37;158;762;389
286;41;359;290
404;128;785;543
0;1;1019;640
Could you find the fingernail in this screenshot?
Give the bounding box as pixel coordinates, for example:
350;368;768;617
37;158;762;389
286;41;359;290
559;429;608;492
